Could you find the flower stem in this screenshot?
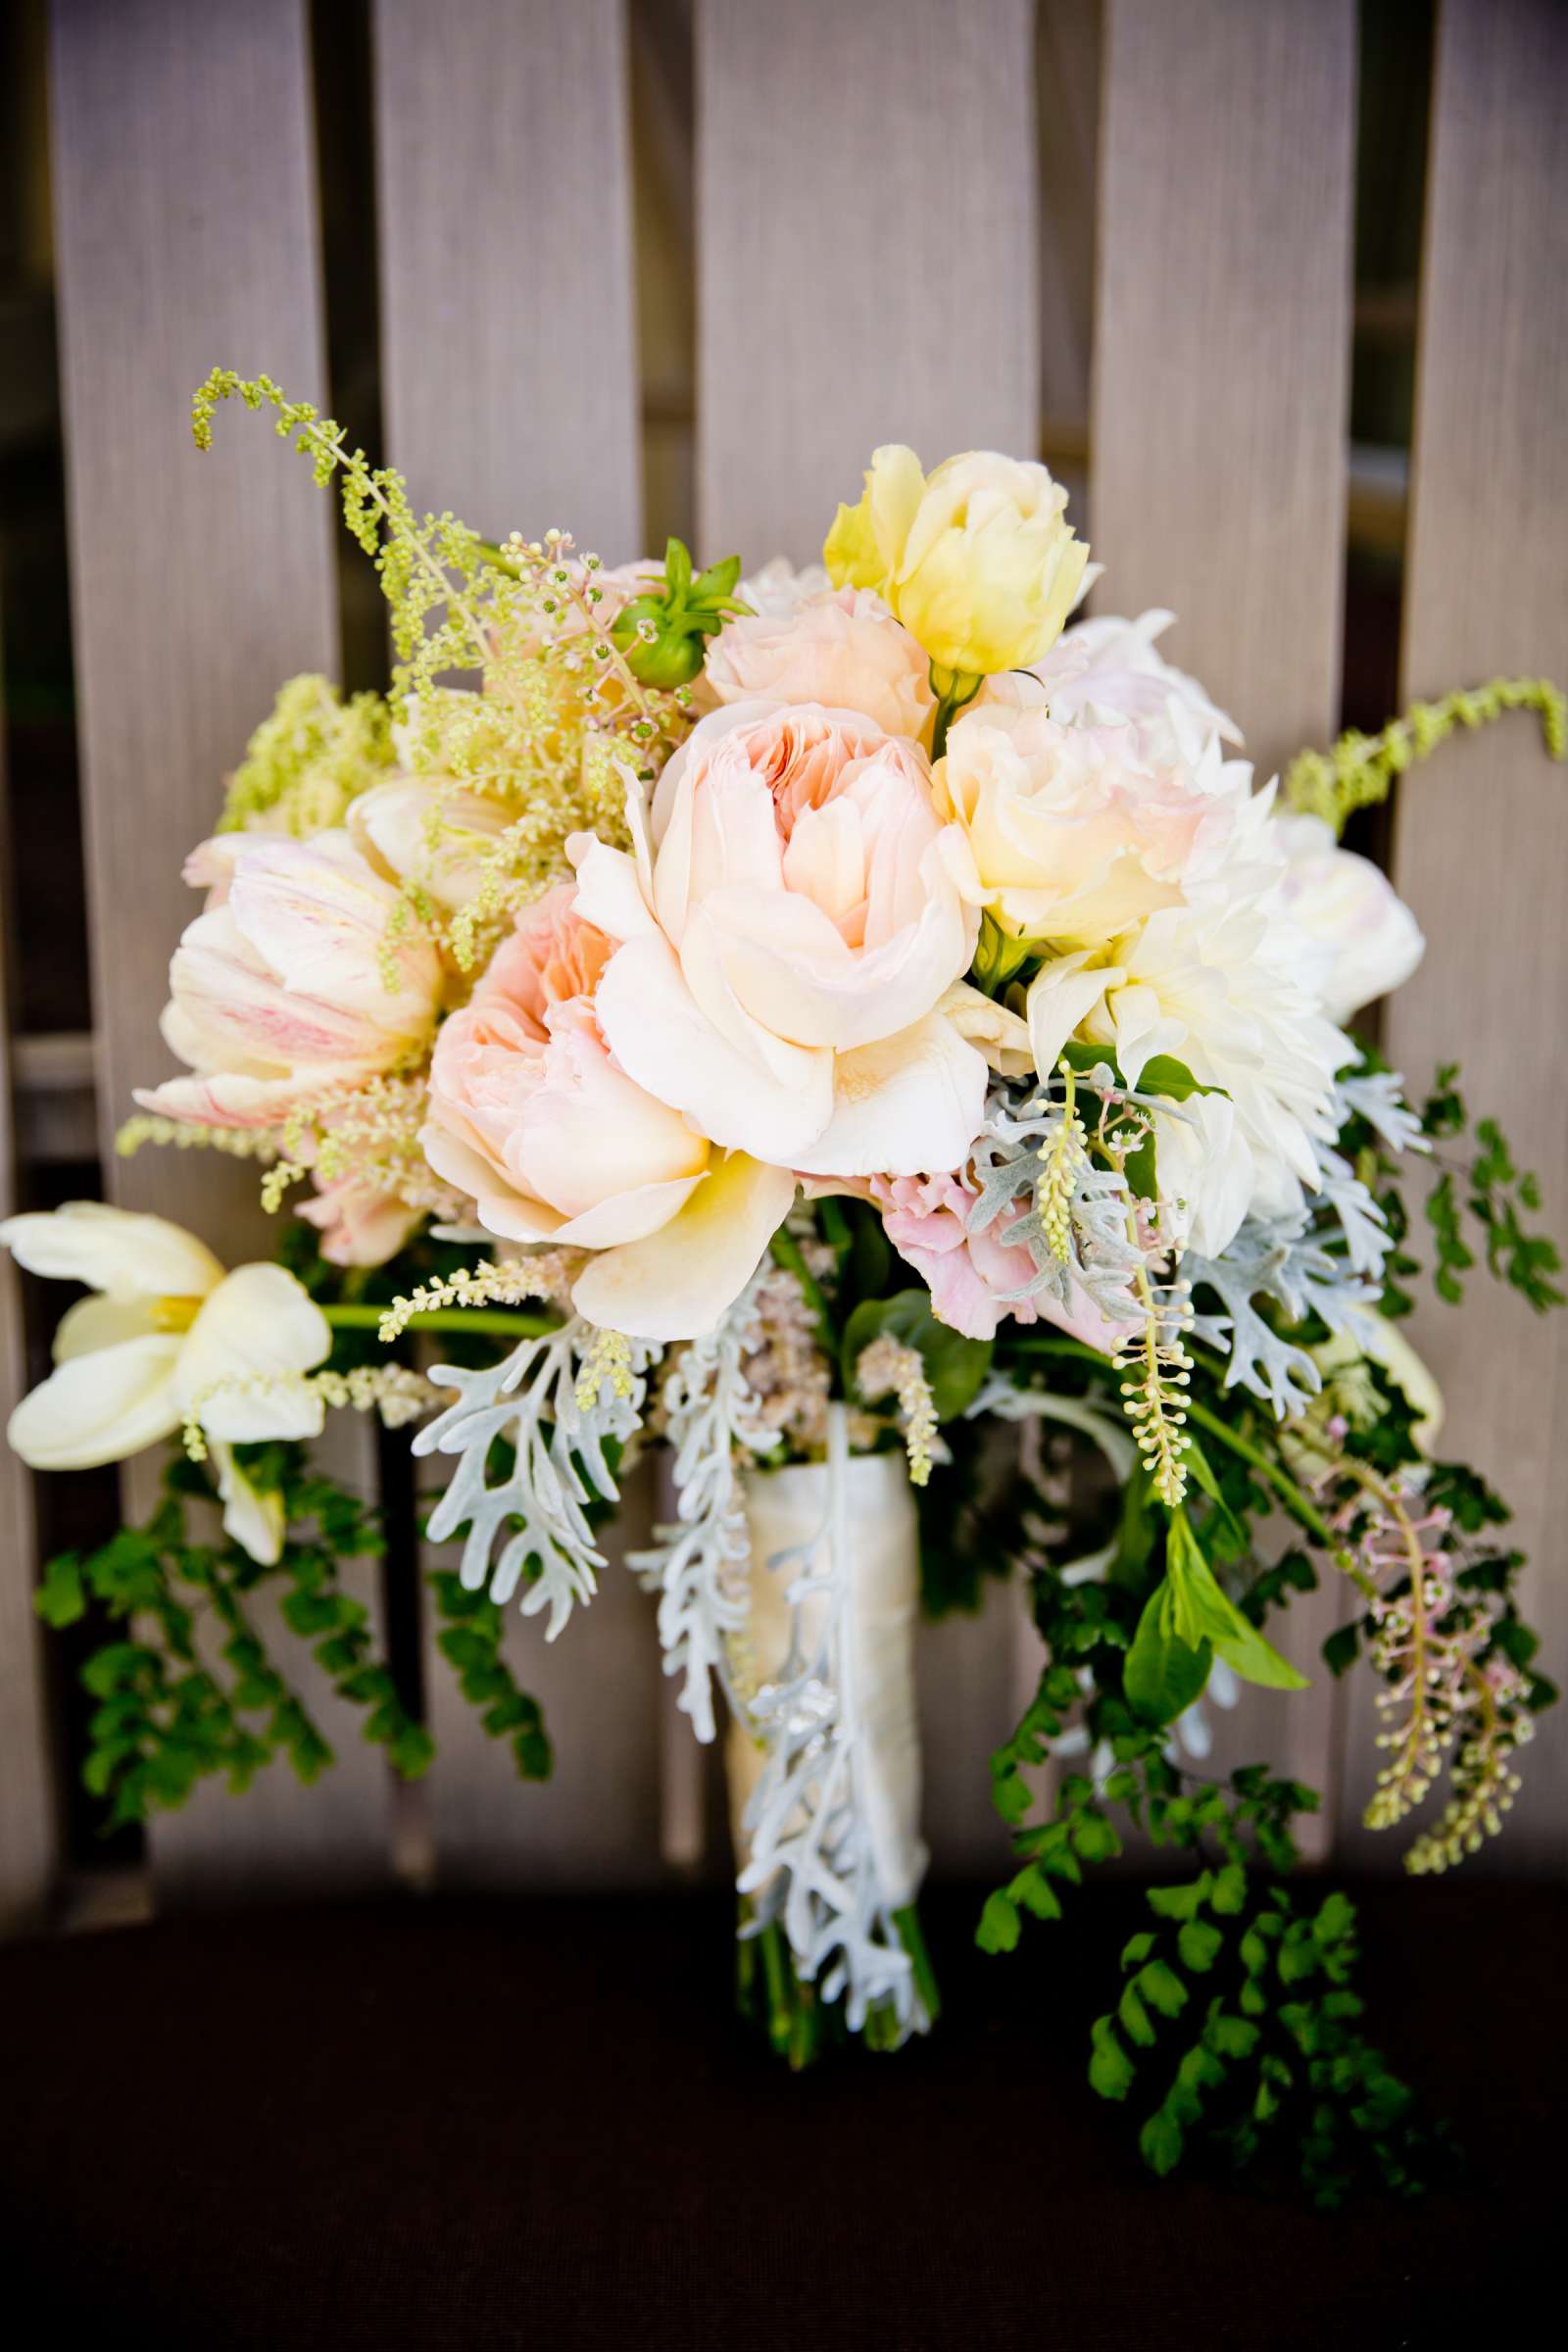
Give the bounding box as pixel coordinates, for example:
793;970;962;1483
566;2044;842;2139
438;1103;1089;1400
893;1901;942;2025
320;1302;557;1338
768;1226;838;1357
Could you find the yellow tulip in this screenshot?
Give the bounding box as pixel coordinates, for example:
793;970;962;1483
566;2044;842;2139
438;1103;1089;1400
824;445;1088;683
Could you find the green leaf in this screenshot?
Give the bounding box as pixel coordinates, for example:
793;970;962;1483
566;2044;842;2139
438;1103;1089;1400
1136;1054;1227;1102
1137;1960;1189;2020
35;1553;86;1628
976;1889;1022;1954
842;1289;992;1422
1165;1512;1309;1691
1124;1582;1212;1724
1321;1622;1360;1677
1009;1863;1062;1922
1148;1879;1206;1922
1118;1983;1157;2047
1089;2016;1135;2101
1177;1919;1224;1974
1140;2105;1186;2175
1210;1862;1248;1916
1205;2009;1260;2061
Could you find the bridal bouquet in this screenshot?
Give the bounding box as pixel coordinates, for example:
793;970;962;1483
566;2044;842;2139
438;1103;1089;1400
10;375;1564;2200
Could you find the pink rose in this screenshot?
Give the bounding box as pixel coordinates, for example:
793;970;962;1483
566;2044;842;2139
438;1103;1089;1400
421;885;795;1342
135;830;442;1129
871;1168;1127;1349
570;700;986;1181
297;1173;422;1269
706;586;934;741
423;886;709;1247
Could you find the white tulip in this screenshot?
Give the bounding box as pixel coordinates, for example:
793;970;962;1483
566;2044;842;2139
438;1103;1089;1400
1;1203;331;1559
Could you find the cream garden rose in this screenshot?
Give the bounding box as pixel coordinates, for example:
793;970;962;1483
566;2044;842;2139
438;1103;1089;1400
422;884;793;1342
569;699;987;1185
933;700;1235;947
824;445;1088;680
136;829;442;1129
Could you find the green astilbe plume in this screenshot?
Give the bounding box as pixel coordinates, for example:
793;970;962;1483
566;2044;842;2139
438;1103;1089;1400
1284;675;1566;838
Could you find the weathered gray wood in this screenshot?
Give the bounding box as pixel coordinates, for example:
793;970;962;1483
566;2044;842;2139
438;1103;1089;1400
1093;0;1356;1849
421;1453;666;1888
1092;0;1355;784
0;620;60;1935
1357;0;1568;1878
374;0;664;1883
698;0;1041;1874
50;0;393;1894
373;0;642;550
697;0;1040;572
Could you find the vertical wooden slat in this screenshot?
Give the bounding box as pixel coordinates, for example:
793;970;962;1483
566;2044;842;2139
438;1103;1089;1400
0;618;59;1934
1092;0;1355;783
698;0;1041;1877
1093;0;1356;1839
373;0;641;548
698;0;1041;571
1356;0;1568;1877
373;0;665;1884
50;0;392;1894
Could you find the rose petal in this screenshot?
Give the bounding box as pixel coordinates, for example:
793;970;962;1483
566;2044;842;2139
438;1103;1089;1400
794;1013;988;1180
570;1153;797;1342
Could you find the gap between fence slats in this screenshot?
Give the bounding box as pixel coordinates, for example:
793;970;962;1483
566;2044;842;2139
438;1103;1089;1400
49;0;393;1898
0;611;58;1933
698;0;1041;1878
1364;0;1568;1878
372;0;667;1885
1092;0;1357;1855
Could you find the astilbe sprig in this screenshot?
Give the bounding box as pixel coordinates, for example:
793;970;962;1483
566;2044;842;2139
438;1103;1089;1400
1282;674;1566;838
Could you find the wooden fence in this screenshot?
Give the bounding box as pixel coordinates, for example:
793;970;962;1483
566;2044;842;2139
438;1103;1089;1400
1;0;1563;1934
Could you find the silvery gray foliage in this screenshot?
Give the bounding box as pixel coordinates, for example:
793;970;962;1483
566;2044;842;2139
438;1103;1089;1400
628;1267;776;1745
968;1078;1142;1324
415;1318;654;1639
1184;1219;1377;1418
1185;1064;1423;1415
1335;1065;1426;1158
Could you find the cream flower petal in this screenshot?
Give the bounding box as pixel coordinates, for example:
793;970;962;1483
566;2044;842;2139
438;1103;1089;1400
0;1202;224;1303
570;1153;797;1343
8;1335;184;1470
793;1013;988;1181
53;1294;162;1363
698;875;974;1054
1025;956;1118;1077
172;1263;331;1438
199;1376;325;1445
938;981;1034;1079
566;835;661;944
419;1126;568;1245
211;1442;286;1566
594;930;834;1166
551;1174;708;1249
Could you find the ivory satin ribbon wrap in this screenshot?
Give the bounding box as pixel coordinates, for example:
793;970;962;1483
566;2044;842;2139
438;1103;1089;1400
727;1422;927;1912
